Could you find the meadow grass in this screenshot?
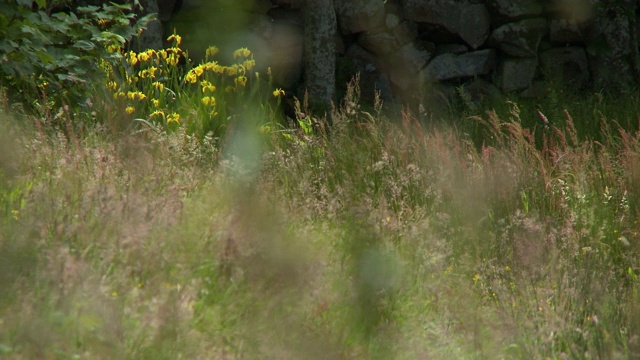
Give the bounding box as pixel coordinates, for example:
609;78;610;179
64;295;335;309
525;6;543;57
2;69;640;360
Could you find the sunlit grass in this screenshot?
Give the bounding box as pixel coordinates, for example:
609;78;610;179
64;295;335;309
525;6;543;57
1;68;640;358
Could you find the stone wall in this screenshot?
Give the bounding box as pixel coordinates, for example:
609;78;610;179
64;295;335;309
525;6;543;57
150;0;640;105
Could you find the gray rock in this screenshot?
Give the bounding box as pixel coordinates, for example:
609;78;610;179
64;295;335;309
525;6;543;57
346;44;379;70
402;0;491;49
303;0;337;108
157;0;179;21
487;0;543;22
460;78;502;105
540;47;589;89
549;18;584;44
358;27;411;55
435;43;468;55
268;8;305;27
386;13;401;30
335;0;386;34
584;1;639;91
135;0;164;50
544;0;594;24
490;18;548;57
358;23;414;56
271;0;304;9
387;42;433;91
494;57;538;92
423;49;497;81
345;45;394;102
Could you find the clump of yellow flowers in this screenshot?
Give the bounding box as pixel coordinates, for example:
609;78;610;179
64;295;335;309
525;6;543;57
103;31;274;137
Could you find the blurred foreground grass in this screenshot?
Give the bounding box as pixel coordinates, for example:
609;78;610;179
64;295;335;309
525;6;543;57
1;80;640;359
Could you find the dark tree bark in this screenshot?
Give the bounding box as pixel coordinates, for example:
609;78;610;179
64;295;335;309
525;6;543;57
303;0;337;112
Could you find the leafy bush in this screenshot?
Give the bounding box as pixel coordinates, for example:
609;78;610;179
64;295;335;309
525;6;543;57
0;0;152;116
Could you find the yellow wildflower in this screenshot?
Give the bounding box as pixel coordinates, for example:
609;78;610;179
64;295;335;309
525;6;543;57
201;96;216;107
167;112;180;125
272;88;285;97
225;86;235;93
185;71;198;84
152;82;164;92
167;33;182;46
125;75;139;84
139;66;158;79
166;47;182;55
125;106;135;114
233;47;251;59
127;91;145;100
243;59;256;71
224;65;238;77
11;209;19;220
151;99;160;107
206;46;219;59
150;110;165;118
203;61;223;74
107;44;122;54
259;125;271;134
113;91;126;99
185;67;204;84
235;76;247;88
137;51;150;62
472;273;481;284
107;81;118;91
167;54;179;67
126;51;138;66
200;80;216;93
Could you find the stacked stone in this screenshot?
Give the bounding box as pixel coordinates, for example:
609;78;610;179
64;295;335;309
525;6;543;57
400;0;592;98
150;0;638;103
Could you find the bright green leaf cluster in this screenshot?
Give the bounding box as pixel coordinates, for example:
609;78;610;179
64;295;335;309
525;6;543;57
0;0;153;115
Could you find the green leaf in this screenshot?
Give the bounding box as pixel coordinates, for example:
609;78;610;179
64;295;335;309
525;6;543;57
76;5;101;14
100;31;126;45
35;49;53;64
73;40;95;51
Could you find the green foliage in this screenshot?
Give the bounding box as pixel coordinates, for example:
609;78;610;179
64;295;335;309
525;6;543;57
0;0;152;115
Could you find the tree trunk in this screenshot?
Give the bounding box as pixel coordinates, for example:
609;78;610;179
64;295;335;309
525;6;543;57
303;0;337;112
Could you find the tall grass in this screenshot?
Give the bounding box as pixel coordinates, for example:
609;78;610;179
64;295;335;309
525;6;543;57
1;70;640;359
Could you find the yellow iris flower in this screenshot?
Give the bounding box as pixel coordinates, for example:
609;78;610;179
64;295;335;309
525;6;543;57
233;48;251;59
167;113;180;125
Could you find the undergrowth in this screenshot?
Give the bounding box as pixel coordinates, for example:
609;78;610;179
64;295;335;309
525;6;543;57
1;72;640;359
3;2;640;358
